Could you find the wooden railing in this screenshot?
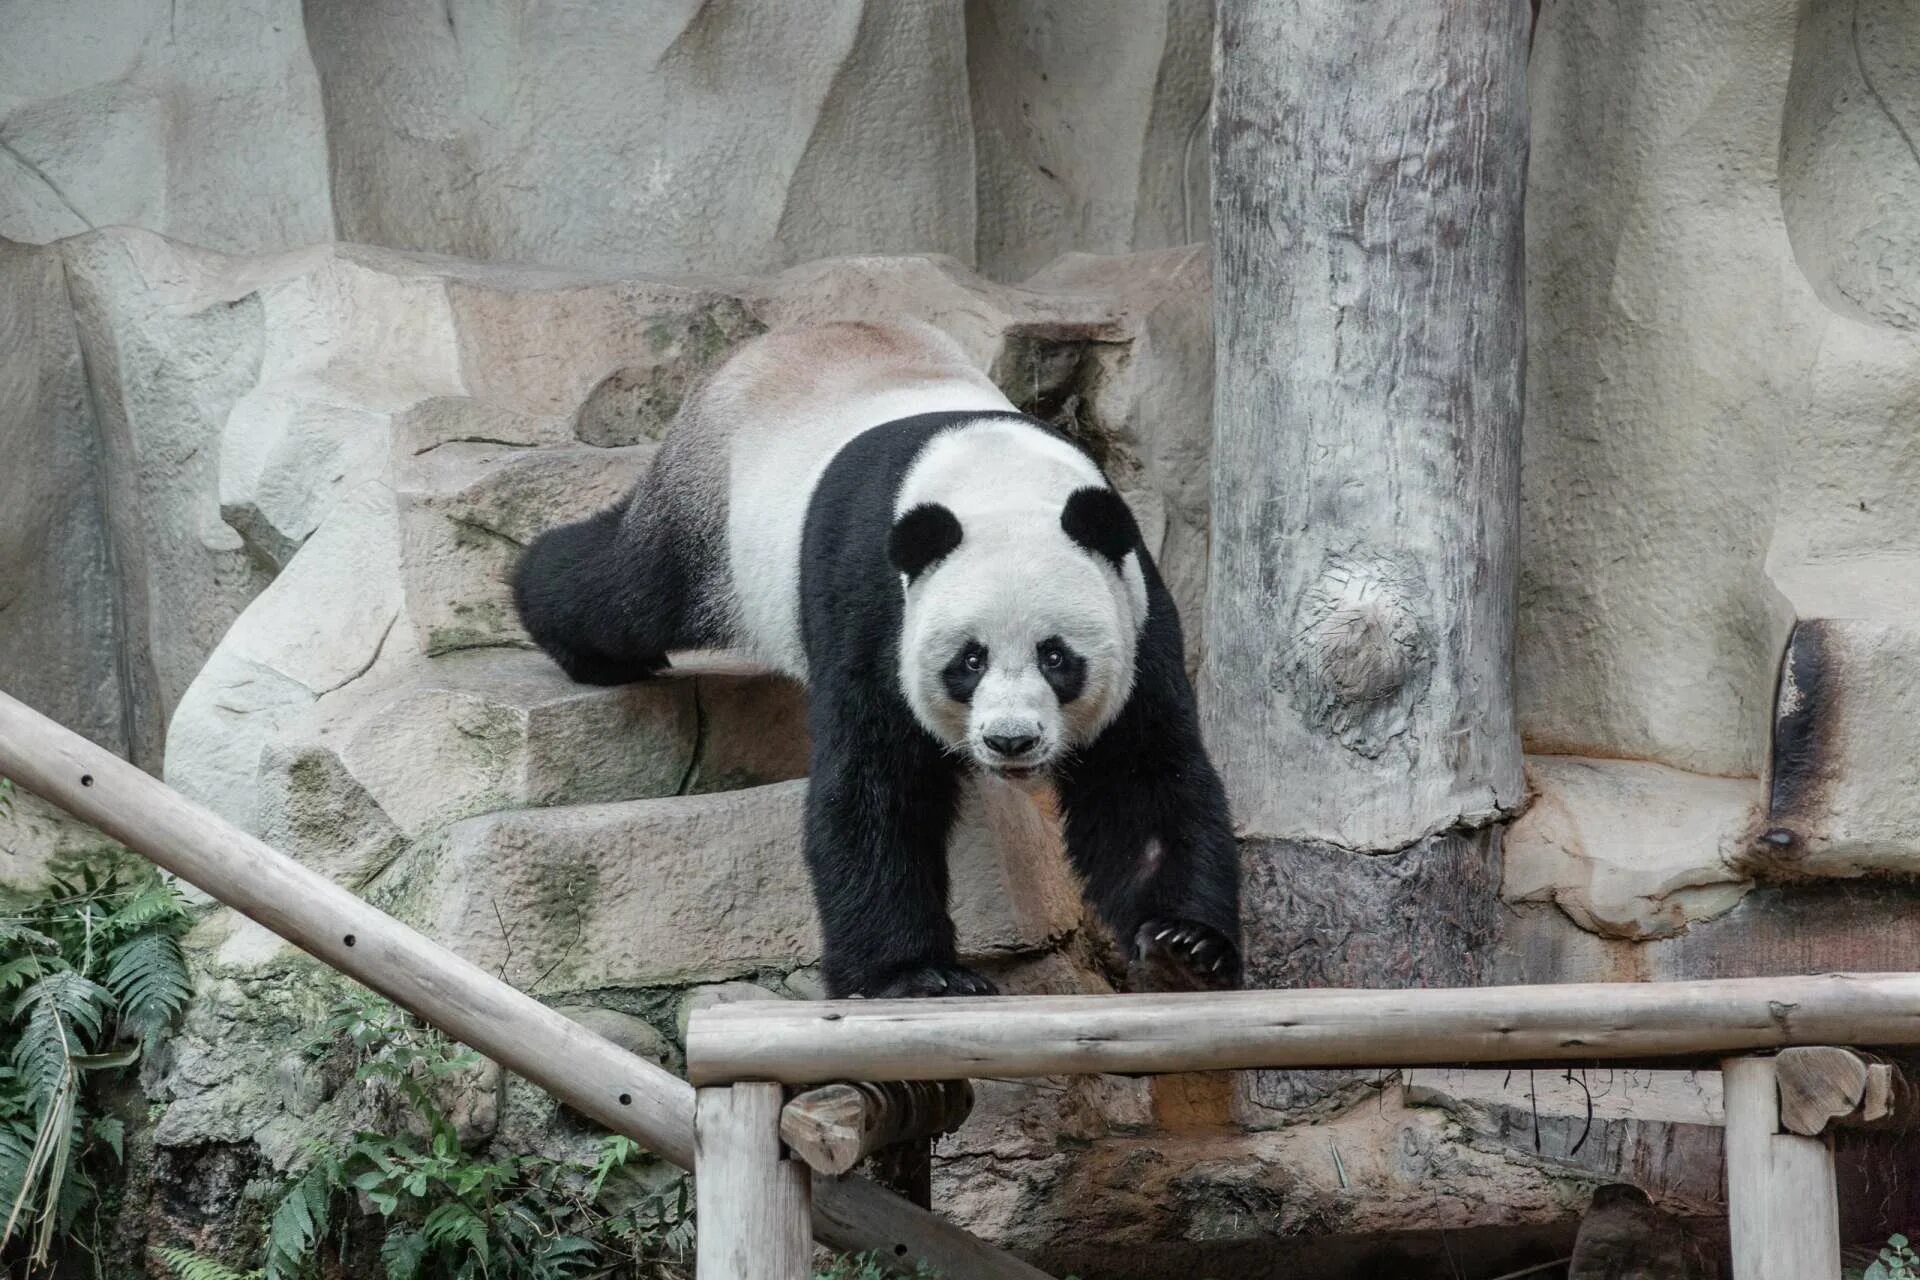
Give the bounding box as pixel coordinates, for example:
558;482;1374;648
683;988;1919;1280
7;685;1916;1280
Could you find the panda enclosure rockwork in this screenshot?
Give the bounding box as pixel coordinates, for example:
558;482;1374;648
9;0;1920;1275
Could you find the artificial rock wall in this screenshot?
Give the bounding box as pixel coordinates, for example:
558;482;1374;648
4;0;1920;1275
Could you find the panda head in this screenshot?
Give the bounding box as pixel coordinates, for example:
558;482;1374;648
890;486;1149;780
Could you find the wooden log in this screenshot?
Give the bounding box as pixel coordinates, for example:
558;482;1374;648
1775;1046;1919;1135
1776;1047;1869;1137
0;690;1055;1280
686;976;1920;1086
782;1081;975;1177
696;1084;811;1280
1207;0;1530;1114
1204;0;1529;850
1722;1056;1841;1280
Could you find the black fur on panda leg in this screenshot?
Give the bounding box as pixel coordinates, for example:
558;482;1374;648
1055;576;1242;992
802;683;998;1000
512;503;704;686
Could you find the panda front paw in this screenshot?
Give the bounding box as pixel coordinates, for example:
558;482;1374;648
1131;918;1241;992
870;962;998;999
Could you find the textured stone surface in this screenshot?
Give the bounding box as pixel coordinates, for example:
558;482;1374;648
1780;0;1920;334
1522;0;1920;804
61;230;279;762
396;441;654;656
1504;756;1757;940
304;2;974;277
396;774;1077;993
165;481;412;832
1758;611;1920;877
2;3;1212;281
256;649;697;887
0;240;121;755
0;0;329;252
966;0;1213;280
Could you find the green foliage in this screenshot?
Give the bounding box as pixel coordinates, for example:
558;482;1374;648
257;994;694;1280
1;864;192;1273
156;1244;263;1280
1866;1234;1920;1280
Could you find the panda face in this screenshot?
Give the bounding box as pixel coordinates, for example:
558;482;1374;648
895;517;1141;778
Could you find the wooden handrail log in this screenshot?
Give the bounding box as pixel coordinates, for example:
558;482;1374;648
685;976;1920;1086
0;690;1053;1279
782;1080;975;1177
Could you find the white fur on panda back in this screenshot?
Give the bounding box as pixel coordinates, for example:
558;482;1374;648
709;323;1013;678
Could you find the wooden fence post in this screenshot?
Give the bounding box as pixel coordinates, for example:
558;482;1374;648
696;1083;812;1280
1722;1056;1841;1280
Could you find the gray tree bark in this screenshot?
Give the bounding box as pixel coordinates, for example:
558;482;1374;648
1205;0;1531;1105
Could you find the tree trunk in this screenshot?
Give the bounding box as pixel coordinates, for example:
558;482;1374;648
1205;0;1530;1106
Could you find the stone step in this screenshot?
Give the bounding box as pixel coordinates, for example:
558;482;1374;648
256;648;695;887
386;774;1082;993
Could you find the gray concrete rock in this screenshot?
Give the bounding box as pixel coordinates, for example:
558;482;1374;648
1503;755;1756;940
967;0;1213;280
0;240;123;759
256;649;696;887
165;481;413;832
303;2;974;277
554;1006;680;1074
397;782;817;992
396;440;654;656
393;773;1077;993
0;0;329;253
61;230;280;764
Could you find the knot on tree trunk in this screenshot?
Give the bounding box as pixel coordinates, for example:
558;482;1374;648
1284;551;1432;758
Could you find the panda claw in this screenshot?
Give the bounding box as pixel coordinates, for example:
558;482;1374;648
871;962;997;1000
1131;918;1242;992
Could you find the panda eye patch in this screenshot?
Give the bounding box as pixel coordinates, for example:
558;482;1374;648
942;641;989;702
1037;636;1087;702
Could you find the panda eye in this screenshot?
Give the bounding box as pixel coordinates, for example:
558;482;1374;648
963;647;985;672
1040;645;1064;670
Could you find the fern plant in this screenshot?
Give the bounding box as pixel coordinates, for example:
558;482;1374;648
0;863;192;1273
250;995;695;1280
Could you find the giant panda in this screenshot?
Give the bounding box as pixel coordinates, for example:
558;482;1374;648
512;321;1240;998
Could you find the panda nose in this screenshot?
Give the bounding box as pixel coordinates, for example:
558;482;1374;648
984;731;1039;758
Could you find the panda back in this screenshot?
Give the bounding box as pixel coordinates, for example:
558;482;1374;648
711;324;1013;676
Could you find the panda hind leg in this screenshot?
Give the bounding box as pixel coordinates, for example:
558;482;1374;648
512;503;714;685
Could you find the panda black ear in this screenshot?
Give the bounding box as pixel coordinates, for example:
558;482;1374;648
1061;486;1137;569
889;503;963;581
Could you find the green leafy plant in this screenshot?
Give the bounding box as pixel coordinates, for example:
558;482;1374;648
0;864;192;1273
1865;1234;1920;1280
247;994;694;1280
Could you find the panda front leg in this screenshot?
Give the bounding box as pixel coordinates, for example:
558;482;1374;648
802;709;996;999
1057;677;1243;990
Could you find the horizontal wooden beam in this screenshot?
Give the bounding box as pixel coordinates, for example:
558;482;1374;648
686;975;1920;1086
782;1080;974;1177
0;690;1052;1280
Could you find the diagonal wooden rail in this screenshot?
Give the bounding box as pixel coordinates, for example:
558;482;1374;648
0;689;1051;1280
